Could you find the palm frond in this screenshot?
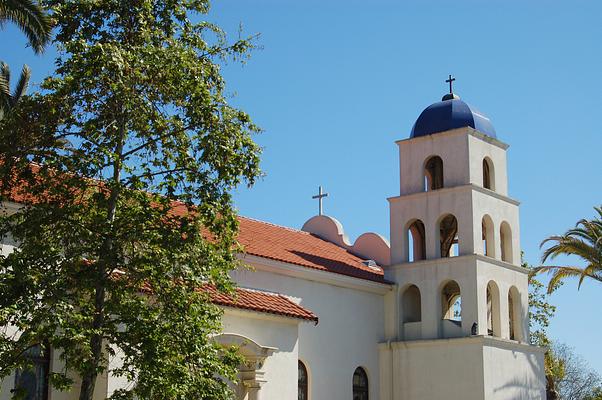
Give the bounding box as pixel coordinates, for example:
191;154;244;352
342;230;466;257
541;237;600;264
532;265;589;294
0;0;51;54
0;62;10;117
10;63;30;106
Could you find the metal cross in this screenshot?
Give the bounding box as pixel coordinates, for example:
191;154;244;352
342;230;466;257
312;186;329;216
446;74;456;94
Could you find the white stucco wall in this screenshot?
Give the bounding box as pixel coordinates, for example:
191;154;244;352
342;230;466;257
379;337;545;400
482;340;546;399
231;260;390;400
395;128;509;198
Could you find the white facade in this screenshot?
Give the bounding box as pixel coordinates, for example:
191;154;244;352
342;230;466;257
1;97;546;400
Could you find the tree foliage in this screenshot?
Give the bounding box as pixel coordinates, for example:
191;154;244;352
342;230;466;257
533;206;602;293
528;274;557;347
527;257;562;399
0;1;261;399
550;342;602;400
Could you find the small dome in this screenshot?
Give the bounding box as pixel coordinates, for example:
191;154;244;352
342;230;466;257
410;95;497;139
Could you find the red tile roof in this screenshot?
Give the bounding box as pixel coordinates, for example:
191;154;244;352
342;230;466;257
202;285;318;323
236;216;387;283
2;166;387;284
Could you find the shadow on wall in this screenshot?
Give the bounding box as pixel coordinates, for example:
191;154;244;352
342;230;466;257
491;348;546;397
290;250;384;281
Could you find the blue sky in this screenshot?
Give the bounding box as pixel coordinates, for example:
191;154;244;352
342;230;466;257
2;0;602;373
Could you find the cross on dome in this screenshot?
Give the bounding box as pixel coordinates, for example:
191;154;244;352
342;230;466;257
446;74;456;94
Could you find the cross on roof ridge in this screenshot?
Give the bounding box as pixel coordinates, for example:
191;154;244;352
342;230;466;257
311;186;329;216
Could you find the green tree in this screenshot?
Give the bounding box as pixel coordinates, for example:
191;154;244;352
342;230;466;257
527;256;562;400
529;274;557;347
0;1;261;399
585;387;602;400
0;0;52;117
551;342;602;400
533;206;602;294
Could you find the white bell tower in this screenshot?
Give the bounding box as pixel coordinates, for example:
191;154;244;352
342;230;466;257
379;86;545;400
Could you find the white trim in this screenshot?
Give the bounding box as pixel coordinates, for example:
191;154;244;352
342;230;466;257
238;254;393;295
222;306;310;325
395;127;509;150
379;335;546;353
1;201;23;215
387;183;520;206
386;253;530;275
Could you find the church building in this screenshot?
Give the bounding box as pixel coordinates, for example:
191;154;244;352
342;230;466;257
0;86;546;399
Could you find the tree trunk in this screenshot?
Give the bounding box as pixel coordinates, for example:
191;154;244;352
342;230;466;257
78;115;126;400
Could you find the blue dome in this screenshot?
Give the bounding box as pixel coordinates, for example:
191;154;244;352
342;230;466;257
410;96;497;139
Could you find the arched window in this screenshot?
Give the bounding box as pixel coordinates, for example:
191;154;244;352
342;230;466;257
441;281;462;322
483;158;494;190
508;286;522;341
481;215;494;257
439;214;459;258
353;367;369;400
500;221;513;263
298;360;308;400
424;156;444;191
486;281;501;337
407;219;426;262
402;285;421;323
14;343;50;400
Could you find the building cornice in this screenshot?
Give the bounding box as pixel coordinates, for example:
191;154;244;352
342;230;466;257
387;183;520;206
379;335;546;353
238;253;393;295
395;127;510;150
222;306;308;325
386;253;530;275
1;201;23;215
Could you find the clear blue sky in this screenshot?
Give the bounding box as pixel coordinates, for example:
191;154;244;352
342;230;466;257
2;0;601;373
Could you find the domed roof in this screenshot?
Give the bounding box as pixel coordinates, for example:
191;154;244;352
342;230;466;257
410;94;497;139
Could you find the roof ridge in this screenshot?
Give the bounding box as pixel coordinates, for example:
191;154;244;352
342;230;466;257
238;287;305;308
238;215;310;235
236;285;288;298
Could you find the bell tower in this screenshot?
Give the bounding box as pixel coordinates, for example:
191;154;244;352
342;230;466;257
379;85;545;400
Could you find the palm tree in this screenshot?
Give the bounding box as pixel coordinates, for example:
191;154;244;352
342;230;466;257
0;0;51;116
0;0;51;54
533;206;602;294
0;62;30;119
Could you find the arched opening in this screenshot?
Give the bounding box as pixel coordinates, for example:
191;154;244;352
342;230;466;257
500;221;513;263
402;285;422;323
353;367;369;400
483;157;495;190
424;156;444;191
481;215;495;257
508;286;523;341
407;219;426;262
298;360;308;400
14;343;50;400
441;280;462;322
439;214;459;258
486;281;501;337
